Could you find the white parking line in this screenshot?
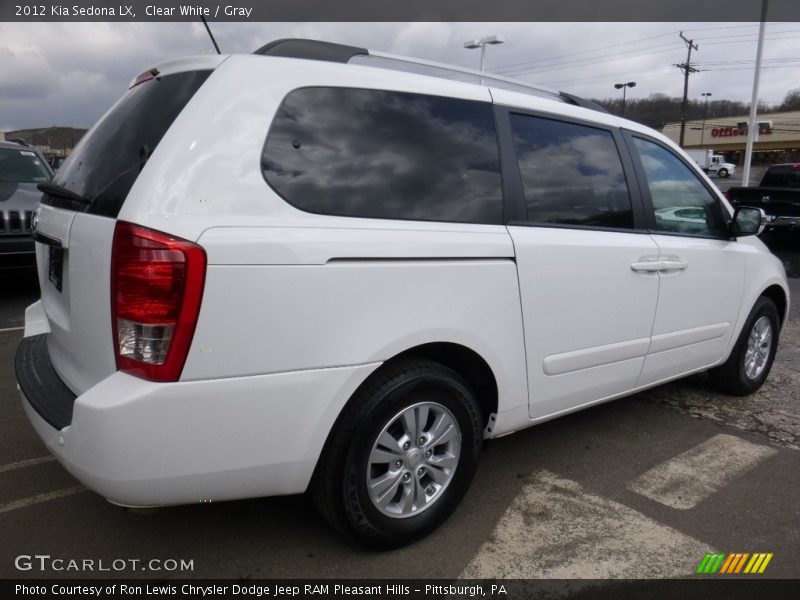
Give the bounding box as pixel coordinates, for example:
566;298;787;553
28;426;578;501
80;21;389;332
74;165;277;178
461;470;712;579
0;456;55;473
0;325;25;333
0;486;86;515
629;434;777;510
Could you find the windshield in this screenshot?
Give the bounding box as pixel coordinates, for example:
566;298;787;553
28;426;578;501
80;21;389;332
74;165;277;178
0;148;52;183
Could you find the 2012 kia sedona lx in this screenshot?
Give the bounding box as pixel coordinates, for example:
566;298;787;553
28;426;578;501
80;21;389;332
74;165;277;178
16;40;790;548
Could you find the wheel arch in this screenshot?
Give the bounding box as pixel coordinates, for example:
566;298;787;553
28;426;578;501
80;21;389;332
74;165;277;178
385;342;499;431
761;283;788;328
308;346;493;545
313;341;500;482
718;275;789;371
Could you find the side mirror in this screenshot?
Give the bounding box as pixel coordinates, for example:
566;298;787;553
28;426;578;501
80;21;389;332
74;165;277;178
731;206;767;237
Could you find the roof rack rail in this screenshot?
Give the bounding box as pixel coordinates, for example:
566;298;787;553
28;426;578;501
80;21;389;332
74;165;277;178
360;50;564;101
253;38;605;112
558;92;609;114
254;39;367;64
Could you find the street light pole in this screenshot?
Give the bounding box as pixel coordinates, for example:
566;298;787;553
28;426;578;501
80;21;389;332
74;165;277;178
700;92;712;147
614;82;636;117
743;0;769;187
464;35;505;83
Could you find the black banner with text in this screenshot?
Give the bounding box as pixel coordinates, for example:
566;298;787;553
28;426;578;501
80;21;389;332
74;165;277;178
0;0;798;22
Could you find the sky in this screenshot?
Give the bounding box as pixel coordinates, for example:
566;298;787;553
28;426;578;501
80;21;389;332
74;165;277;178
1;21;799;130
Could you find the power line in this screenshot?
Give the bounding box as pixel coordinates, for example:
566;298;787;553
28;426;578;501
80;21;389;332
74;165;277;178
496;45;684;76
703;33;800;46
529;62;797;101
696;58;800;65
690;27;800;41
539;67;673;87
701;65;800;71
490;30;678;72
490;26;800;74
682;24;760;33
492;32;799;80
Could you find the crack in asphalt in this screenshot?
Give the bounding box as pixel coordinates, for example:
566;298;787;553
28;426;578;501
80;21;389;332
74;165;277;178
643;303;800;451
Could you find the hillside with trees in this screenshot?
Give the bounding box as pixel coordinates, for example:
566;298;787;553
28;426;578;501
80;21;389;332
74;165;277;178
4;127;87;154
592;88;800;130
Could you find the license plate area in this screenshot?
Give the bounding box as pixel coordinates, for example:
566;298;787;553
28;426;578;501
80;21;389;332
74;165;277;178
48;246;64;292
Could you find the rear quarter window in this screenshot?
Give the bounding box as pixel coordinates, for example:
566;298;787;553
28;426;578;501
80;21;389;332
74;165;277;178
261;87;503;224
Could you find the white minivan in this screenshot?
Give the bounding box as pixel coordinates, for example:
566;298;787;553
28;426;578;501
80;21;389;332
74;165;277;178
17;39;789;548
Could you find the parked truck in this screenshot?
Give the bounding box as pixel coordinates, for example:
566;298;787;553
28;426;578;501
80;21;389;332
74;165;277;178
686;149;736;178
726;163;800;231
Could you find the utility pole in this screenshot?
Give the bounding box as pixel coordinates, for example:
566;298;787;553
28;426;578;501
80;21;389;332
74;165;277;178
676;32;699;148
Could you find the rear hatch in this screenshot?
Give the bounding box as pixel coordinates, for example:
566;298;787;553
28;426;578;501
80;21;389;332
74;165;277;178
33;59;221;395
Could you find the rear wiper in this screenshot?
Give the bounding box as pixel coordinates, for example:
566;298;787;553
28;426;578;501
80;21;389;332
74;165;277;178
37;182;90;205
139;143;152;168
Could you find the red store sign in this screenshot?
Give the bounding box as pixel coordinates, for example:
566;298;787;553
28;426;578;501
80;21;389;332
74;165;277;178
712;123;773;138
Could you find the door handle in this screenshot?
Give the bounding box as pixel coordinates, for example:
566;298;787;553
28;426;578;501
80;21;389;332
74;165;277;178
630;259;662;272
631;257;688;273
659;257;688;271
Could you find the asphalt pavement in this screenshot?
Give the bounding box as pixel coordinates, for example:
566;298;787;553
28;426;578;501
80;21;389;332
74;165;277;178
712;165;768;192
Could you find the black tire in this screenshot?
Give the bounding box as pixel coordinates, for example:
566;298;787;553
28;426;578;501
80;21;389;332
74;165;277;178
718;168;729;178
310;358;483;548
709;297;780;395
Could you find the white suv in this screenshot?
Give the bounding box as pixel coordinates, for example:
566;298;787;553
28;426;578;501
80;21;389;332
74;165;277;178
16;39;790;548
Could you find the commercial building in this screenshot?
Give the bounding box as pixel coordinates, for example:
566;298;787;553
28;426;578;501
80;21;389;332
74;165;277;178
662;110;800;165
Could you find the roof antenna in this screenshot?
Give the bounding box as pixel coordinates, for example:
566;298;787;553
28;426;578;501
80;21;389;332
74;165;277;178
200;16;221;54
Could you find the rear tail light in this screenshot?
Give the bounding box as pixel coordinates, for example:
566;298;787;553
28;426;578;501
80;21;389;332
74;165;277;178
725;191;733;201
111;222;206;382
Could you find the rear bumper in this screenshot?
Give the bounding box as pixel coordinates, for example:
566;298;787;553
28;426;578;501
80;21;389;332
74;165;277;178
17;303;380;507
16;334;76;430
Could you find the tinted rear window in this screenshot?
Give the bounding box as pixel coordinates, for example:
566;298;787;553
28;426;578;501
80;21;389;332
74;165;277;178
46;70;211;217
761;167;800;188
262;87;503;224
